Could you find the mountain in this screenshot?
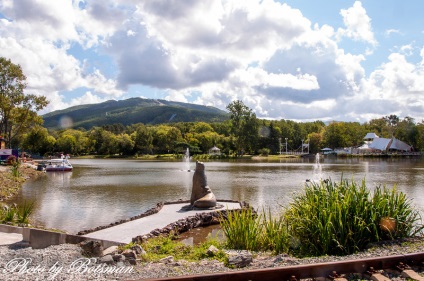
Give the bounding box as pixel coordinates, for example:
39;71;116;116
42;98;229;130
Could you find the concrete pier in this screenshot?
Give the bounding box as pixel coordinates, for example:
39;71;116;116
83;201;241;244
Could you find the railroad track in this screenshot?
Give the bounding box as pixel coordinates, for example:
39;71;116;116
140;252;424;281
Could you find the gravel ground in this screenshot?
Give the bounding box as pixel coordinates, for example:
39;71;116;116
0;237;423;281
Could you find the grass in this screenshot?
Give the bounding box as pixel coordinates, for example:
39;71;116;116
139;233;227;262
1;201;36;225
220;208;291;254
220;178;424;257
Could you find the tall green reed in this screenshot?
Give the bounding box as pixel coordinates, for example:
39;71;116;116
220;209;262;251
16;200;35;224
285;178;423;256
220;208;291;253
1;201;35;225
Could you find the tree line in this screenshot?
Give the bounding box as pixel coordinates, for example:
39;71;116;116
16;109;424;157
1;57;424;157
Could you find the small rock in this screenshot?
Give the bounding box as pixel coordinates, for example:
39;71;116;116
113;254;126;262
80;240;103;257
98;254;115;265
102;245;119;256
227;252;253;268
206;245;219;256
131;244;145;255
122;249;137;259
127;258;137;265
273;253;290;263
159;256;174;264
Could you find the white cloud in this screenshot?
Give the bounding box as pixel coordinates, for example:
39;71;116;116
0;0;125;110
385;29;401;37
0;0;423;122
362;52;424;118
68;91;108;107
337;1;377;46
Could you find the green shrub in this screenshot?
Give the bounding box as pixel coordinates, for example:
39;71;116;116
262;208;291;254
16;200;35;224
9;157;20;178
1;205;17;223
1;201;35;225
285;178;424;256
258;148;270;156
220;208;291;254
220;209;262;251
140;234;227;262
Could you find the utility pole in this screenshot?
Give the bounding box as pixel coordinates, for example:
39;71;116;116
278;138;282;154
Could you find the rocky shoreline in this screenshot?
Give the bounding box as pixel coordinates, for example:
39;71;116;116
1;236;423;280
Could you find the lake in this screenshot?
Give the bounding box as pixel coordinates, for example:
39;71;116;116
11;156;424;234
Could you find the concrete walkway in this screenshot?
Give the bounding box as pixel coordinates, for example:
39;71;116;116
83;202;241;244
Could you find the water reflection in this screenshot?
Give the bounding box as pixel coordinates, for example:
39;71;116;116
11;157;424;234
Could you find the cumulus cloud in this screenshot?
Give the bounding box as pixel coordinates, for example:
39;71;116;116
0;0;423;122
337;1;377;46
385;29;401;37
0;0;125;112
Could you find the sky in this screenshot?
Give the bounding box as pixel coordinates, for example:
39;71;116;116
0;0;423;123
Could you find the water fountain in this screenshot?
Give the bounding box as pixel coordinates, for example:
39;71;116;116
182;148;191;172
312;153;323;181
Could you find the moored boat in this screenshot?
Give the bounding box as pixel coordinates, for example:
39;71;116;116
45;155;72;172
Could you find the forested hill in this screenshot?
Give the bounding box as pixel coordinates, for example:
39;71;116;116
42;98;229;130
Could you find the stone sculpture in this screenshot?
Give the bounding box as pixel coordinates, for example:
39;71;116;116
190;161;217;208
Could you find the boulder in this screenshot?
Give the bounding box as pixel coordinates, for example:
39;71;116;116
159;256;174;264
227;252;253;268
98;255;115;265
206;245;219;256
102;245;119;256
80;240;103;257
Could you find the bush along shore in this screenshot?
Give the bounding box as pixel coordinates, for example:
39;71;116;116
220;178;424;257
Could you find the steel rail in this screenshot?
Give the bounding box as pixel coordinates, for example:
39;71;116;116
137;252;424;281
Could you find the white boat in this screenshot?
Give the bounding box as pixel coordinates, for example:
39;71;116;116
45;155;73;172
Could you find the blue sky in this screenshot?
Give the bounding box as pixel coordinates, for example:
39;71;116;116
0;0;423;122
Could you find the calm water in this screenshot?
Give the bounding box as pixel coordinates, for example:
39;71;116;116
12;157;424;234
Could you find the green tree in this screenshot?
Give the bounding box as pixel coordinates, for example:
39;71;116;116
21;126;56;155
55;134;76;154
116;133;135;155
190;122;214;134
364;118;391;138
307;132;323;154
395;117;418;148
226;100;258;155
0;57;48;147
416;121;424;152
384;114;400;137
132;124;153;154
323;122;365;149
152;125;183;153
55;129;91;155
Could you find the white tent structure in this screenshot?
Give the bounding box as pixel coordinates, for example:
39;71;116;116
389;138;412;151
368;137;412;152
364;133;379;140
